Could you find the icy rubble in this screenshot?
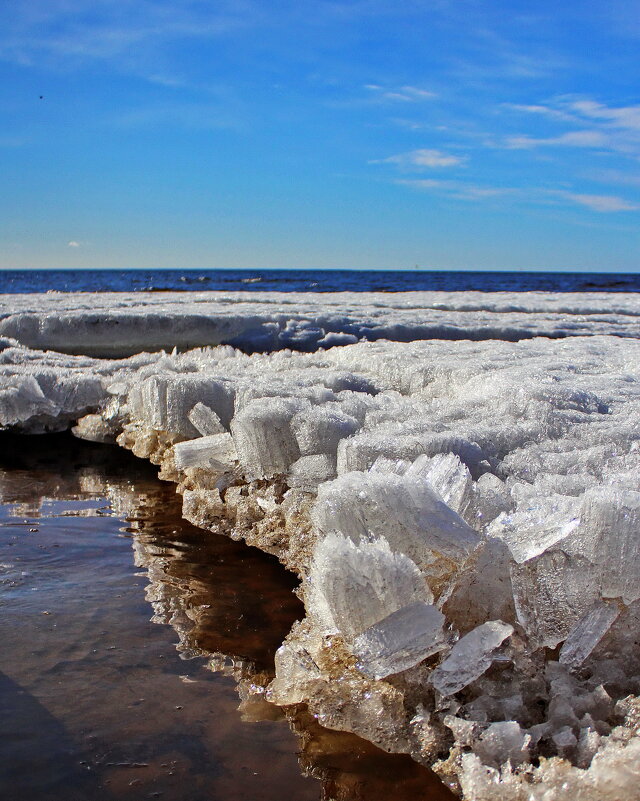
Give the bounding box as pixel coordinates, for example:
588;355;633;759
1;308;640;800
1;289;640;356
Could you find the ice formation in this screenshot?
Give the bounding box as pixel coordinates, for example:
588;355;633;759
1;289;639;355
1;288;640;800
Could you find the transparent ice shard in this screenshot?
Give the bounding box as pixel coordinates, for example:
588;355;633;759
307;532;433;639
187;402;226;436
408;452;473;518
0;375;55;425
291;405;360;456
559;601;620;670
430;620;513;696
352;601;446;679
230;397;308;479
173;433;237;471
288;454;336;489
510;551;600;648
569;489;640;605
475;721;530;768
312;470;480;579
129;374;235;437
488;494;581;564
443;538;515;632
473;472;513;527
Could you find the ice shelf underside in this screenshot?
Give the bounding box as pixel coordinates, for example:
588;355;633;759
1;289;639;801
1;289;639;356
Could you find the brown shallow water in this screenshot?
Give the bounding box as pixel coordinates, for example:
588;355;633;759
0;433;454;801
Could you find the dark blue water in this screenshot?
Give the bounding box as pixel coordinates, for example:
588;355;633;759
2;268;639;294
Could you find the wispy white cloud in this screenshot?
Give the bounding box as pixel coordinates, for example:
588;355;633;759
584;168;640;188
551;191;640;213
505;103;575;122
397;178;639;213
568;100;640;131
504;97;640;158
0;1;256;83
67;240;80;247
372;148;466;169
397;178;514;201
364;84;436;103
511;97;640;131
505;129;608;149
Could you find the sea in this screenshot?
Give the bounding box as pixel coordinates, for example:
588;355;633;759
2;267;639;294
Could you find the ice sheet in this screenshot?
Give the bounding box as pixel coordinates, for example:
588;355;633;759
1;289;639;356
1;290;639;800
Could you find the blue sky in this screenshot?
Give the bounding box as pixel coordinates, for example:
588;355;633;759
1;0;639;272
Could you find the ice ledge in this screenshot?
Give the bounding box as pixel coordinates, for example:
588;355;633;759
1;289;639;356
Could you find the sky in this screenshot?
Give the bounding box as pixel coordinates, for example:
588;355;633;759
1;0;639;273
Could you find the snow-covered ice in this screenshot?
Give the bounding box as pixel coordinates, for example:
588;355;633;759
1;288;640;800
1;289;639;355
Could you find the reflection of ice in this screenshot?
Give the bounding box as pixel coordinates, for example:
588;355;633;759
126;486;306;671
124;485;454;798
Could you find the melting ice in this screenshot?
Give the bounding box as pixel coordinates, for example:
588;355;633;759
1;289;640;800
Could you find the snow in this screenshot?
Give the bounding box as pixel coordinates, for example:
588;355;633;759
1;288;640;800
1;289;639;356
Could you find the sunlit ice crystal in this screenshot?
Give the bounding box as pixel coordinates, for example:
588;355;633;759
474;721;530;768
0;375;56;425
487;494;581;564
173;433;238;472
442;538;516;632
288;454;337;489
352;601;446;679
510;550;601;648
230;397;309;480
129;373;235;438
187;402;226;436
311;469;480;581
407;452;474;518
559;601;620;671
569;488;640;605
430;620;514;696
306;532;433;640
291;404;360;456
336;428;485;477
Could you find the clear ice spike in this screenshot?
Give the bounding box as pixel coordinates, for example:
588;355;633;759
430;620;514;696
559;600;620;671
352;601;446;679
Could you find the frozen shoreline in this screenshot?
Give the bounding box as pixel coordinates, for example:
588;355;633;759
1;290;639;799
1;289;639;356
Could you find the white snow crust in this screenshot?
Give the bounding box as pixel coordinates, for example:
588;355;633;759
1;289;639;356
1;288;640;800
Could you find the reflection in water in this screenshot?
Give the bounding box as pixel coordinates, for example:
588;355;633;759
0;434;454;800
129;497;303;672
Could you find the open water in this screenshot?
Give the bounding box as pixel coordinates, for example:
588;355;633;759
2;268;639;294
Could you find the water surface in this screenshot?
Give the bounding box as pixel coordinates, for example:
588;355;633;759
3;267;639;294
0;434;454;801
